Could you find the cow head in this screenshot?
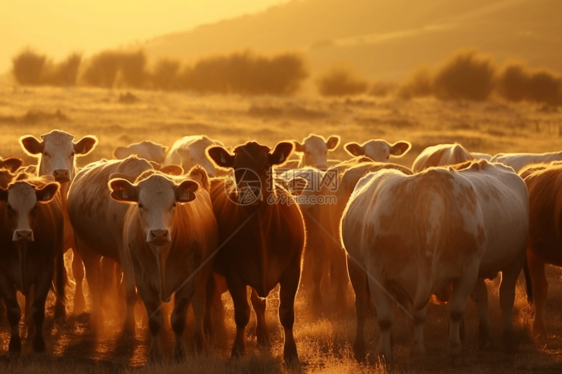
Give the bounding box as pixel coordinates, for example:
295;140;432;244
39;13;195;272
114;140;168;164
0;157;24;173
208;141;293;205
109;170;201;299
344;139;411;162
293;134;340;170
20;130;98;183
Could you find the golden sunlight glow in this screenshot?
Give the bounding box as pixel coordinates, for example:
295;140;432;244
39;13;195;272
1;0;289;73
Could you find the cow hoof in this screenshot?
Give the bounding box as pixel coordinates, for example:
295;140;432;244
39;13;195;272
33;337;46;353
353;344;366;363
503;332;515;353
54;304;66;320
9;336;22;353
447;343;462;360
410;345;425;357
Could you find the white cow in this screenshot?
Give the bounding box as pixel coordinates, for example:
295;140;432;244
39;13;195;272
412;143;474;172
19;129;98;314
109;167;217;362
344;139;411;162
284;134;340;171
165;135;226;177
114;140;168;164
491;151;562;173
342;160;528;360
471;152;492;161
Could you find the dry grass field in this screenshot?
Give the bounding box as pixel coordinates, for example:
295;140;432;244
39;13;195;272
1;85;562;373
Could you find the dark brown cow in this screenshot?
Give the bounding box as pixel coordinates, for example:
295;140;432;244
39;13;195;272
522;163;562;337
0;174;64;353
207;141;305;365
0;157;23;173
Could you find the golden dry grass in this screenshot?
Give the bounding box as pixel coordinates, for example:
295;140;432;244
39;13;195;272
1;85;562;373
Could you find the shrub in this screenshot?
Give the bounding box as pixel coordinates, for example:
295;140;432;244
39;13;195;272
433;48;495;101
316;63;369;97
398;65;434;99
11;49;47;85
81;50;122;88
495;60;530;102
527;69;562;105
42;53;83;86
149;57;182;90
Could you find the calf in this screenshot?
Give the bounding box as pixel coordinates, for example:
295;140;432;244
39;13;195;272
0;175;64;353
207;141;305;365
344;139;411;162
109;167;217;361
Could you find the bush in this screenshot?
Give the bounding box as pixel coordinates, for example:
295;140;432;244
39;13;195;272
149;57;182;90
398;65;433;99
316;63;369;97
527;69;562;105
179;51;309;95
42;53;83;86
12;49;47;85
115;51;146;88
433;48;495;101
81;51;122;88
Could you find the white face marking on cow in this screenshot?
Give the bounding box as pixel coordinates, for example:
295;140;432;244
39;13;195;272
20;130;97;183
294;134;340;170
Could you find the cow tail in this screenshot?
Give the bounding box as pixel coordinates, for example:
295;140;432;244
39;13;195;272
523;259;533;304
53;251;67;303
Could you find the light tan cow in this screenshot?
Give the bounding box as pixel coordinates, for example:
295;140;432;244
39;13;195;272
412;143;474;172
165;135;226;177
67;156;182;334
491;151;562;173
521;162;562;337
342;160;528;360
20;129;97;314
114;140;168;164
283;134;340;170
344;139;411;162
471;152;493;161
109;168;217;362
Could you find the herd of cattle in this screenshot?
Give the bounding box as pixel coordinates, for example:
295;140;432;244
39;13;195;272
1;130;562;365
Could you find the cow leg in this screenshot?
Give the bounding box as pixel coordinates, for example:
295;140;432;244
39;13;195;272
447;266;478;359
79;241;103;333
72;248;86;314
527;251;548;338
332;247;349;317
411;306;427;356
500;258;524;351
471;278;491;349
250;289;270;347
0;279;22;353
368;277;394;362
347;257;369;362
171;294;189;361
30;270;53;353
279;261;301;366
53;251;67;319
122;266;137;337
25;285;35;338
205;274;226;339
139;288;164;363
226;277;250;358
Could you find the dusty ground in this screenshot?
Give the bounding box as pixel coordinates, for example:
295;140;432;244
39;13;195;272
1;85;562;373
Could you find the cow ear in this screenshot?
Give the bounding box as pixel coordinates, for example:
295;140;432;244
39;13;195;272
109;178;138;203
269;142;293;166
114;146;133;160
35;183;59;203
175;180;198;203
0;157;23;172
326;135;340;151
160;164;183;176
293;141;305;153
344;142;364;157
20;136;44;155
188;166;210;191
74;136;98;156
207;146;234;169
389;141;411;157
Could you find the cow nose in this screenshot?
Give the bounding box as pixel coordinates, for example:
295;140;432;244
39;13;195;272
53;169;70;183
13;230;34;242
149;229;169;243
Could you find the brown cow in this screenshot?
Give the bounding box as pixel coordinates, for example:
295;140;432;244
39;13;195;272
0;174;64;353
207;141;305;365
20;129;97;314
67;156;181;334
109;167;217;361
522;163;562;337
0;157;23;173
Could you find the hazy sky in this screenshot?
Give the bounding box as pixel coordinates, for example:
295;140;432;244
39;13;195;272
1;0;289;73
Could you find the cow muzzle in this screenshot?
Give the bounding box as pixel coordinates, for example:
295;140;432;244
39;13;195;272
13;229;34;242
148;229;170;244
53;169;71;183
